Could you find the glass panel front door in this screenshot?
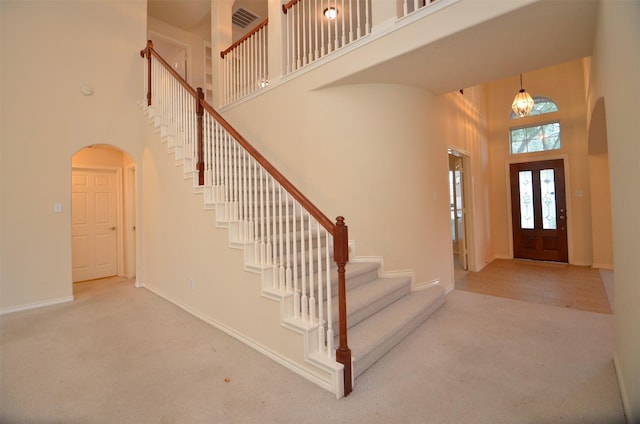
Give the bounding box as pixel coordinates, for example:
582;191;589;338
510;159;568;262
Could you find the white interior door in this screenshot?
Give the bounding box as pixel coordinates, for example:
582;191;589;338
72;168;118;282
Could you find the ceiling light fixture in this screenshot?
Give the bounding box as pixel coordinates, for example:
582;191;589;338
512;73;535;118
324;7;338;19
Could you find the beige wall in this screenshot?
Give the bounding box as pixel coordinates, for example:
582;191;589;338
589;0;640;420
140;120;332;387
219;74;492;291
485;59;594;266
588;153;613;269
73;145;129;168
0;1;146;311
442;87;493;272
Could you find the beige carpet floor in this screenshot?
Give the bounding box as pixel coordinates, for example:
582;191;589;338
0;276;626;423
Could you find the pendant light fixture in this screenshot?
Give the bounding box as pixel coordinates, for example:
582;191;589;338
512;73;535;118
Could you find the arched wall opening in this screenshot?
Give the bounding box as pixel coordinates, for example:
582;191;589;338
587;97;614;270
71;145;137;288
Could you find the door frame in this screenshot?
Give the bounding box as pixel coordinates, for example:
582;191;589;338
124;164;136;278
504;154;574;263
71;165;125;278
447;148;476;272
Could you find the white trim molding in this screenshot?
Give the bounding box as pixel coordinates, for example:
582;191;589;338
0;295;74;315
613;351;634;424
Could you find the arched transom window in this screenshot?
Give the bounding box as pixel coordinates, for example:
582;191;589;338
509;97;560;155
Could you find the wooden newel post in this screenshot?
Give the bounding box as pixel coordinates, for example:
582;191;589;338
139;40;153;106
333;216;352;396
196;88;205;186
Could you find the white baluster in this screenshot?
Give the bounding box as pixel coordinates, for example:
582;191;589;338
253;159;260;264
272;180;278;260
265;175;272;266
234;141;239;221
247;157;254;242
317;222;325;351
242;150;249;241
365;0;370;35
313;0;319;61
295;5;302;70
303;0;308;65
327;0;333;53
341;0;346;48
292;202;300;319
271;178;278;288
277;185;285;291
203;113;209;186
349;0;354;42
333;0;339;49
286;8;292;74
300;208;308;321
263;27;268;85
216;123;223;201
325;229;334;356
260;167;266;264
224;132;231;220
285;192;292;293
320;0;326;57
308;215;316;324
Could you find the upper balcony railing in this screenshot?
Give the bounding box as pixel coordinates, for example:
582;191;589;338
218;0;439;107
220;18;269;105
282;0;371;74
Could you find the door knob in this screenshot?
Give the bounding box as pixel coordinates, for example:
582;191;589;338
109;226;116;231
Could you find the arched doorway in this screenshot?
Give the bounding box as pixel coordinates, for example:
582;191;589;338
71;145;136;284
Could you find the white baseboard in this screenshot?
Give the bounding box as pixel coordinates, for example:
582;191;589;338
142;283;336;395
613;351;634;424
591;262;614;270
0;295;74;315
414;278;440;291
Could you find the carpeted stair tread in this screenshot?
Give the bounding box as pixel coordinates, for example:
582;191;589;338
331;276;412;329
349;285;446;378
325;261;380;296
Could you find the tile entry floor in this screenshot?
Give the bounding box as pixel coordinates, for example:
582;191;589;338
455;258;613;314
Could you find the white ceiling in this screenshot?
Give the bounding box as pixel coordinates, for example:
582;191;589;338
329;0;599;94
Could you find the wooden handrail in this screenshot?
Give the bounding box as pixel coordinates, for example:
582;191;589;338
282;0;302;14
141;41;352;396
198;100;334;233
140;40;198;100
220;19;269;59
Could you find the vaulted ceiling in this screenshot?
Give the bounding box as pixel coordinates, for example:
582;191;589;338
147;0;211;32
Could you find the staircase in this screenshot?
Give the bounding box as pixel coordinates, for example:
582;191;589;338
332;262;445;380
140;43;445;398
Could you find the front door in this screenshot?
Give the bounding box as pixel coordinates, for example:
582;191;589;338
72;168;118;281
509;159;568;262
